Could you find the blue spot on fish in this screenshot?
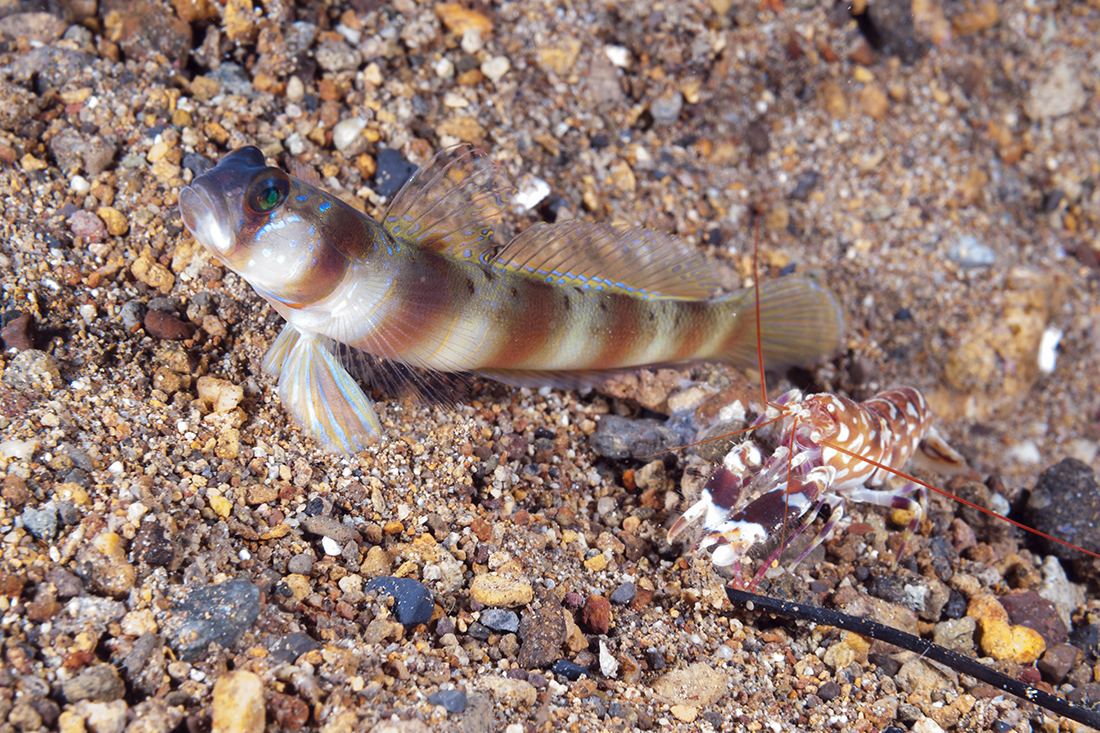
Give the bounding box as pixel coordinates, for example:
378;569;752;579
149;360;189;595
319;201;332;212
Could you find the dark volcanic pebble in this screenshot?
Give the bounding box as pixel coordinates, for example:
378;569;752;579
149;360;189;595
550;659;589;681
365;576;434;626
167;579;262;661
1024;458;1100;560
268;633;321;664
21;504;57;540
428;689;468;713
133;522;175;567
374;148;418;198
479;608;520;634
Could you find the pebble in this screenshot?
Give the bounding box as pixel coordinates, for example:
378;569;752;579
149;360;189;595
96;206;128;236
62;665;126;703
609;582;636;605
333;117;367;153
182;153;214;177
511;175;550;211
47;128;117;177
580;595;611;634
516;600;566;668
479;608;520;633
315;38;361;72
144;309;194;341
469;574;533;608
968;593;1046;664
133;522;176;567
947;235;995;268
365;577;434;625
77;531;136;598
21;504;57;539
480;677;536;709
300;515;362;543
1000;589;1067;646
651;663;729;707
168;580;262;661
589;416;684;459
68;210;107;242
481;56;510;82
287;553;314;575
374;149;419;198
1024;458;1100;560
211;670;265;733
0;311;34;351
1025;60;1086;121
649;90;683;126
428;689;467;713
550;659;588;680
1037;644;1079;684
119;301;147;332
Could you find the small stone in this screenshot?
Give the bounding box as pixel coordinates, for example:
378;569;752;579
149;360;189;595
651;663;729;707
333;117;367;154
550;659;588;680
132;250;175;292
365;577;434;625
589;415;684;459
517;601;566;669
469;574;533;608
69;210;107;242
287;553;314;575
1024;459;1100;560
211;670;265;733
649;90;683;126
300;515;362;543
197;376;244;412
208;494;232;517
360;546;393;576
62;665;125;703
315;38;361;72
859;84;889;119
1025;60;1086;121
167;580;262;661
1;311;34;351
821;80;848;118
435;3;493;37
968;593;1046;664
428;689;467;713
481;56;510;83
77;532;136;598
21;504;57;539
133;522;175;567
479;608;520;633
374;149;419;198
947;235;995;268
670;705;698;723
580;595;611;634
480;677;536;709
583;554;607;572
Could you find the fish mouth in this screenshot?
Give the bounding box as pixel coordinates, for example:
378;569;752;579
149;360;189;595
179;147;269;257
179;183;234;256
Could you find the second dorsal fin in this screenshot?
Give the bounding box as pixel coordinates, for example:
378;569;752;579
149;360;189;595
490;221;721;299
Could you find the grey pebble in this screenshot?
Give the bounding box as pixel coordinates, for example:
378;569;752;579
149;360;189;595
428;689;467;713
649;90;684;126
3;349;63;393
21;504;57;540
315;38;361;72
207;62;253;97
287;553;314;575
609;582;636;606
479;608;520;633
299;515;361;543
62;665;125;703
589;415;683;459
166;579;261;661
120;300;146;332
948;235;995;268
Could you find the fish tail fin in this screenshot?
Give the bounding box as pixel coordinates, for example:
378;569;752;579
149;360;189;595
263;325;382;453
718;276;845;370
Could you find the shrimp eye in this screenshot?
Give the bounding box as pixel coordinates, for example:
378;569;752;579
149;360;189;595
245;172;290;215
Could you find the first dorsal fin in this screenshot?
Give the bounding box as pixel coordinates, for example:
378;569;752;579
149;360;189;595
489;221;721;299
381;144;514;261
290;160;322;187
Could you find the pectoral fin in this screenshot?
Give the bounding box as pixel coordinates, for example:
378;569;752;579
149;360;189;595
263;325;382;453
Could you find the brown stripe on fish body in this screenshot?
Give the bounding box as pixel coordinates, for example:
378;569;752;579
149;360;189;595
351;246;479;360
477;276;577;369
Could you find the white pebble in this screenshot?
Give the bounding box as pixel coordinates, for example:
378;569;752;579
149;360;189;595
604;45;630;68
481;55;510;83
511;175;550;212
333;117;367;152
433;57;454;79
599;639;619;677
321;536;342;556
1037;326;1062;374
71;175;91;193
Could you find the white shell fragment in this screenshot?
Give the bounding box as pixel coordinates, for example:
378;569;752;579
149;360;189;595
1037;327;1062;374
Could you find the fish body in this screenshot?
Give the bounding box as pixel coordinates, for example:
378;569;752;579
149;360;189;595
179;145;845;453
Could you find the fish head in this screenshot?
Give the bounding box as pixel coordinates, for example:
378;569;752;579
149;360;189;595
179;146;352;307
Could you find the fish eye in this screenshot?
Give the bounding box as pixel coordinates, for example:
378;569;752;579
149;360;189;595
245;172;290;215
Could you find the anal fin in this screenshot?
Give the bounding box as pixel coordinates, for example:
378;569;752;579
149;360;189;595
263;325;382;453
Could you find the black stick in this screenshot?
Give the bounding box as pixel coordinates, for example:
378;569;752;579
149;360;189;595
725;587;1100;730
